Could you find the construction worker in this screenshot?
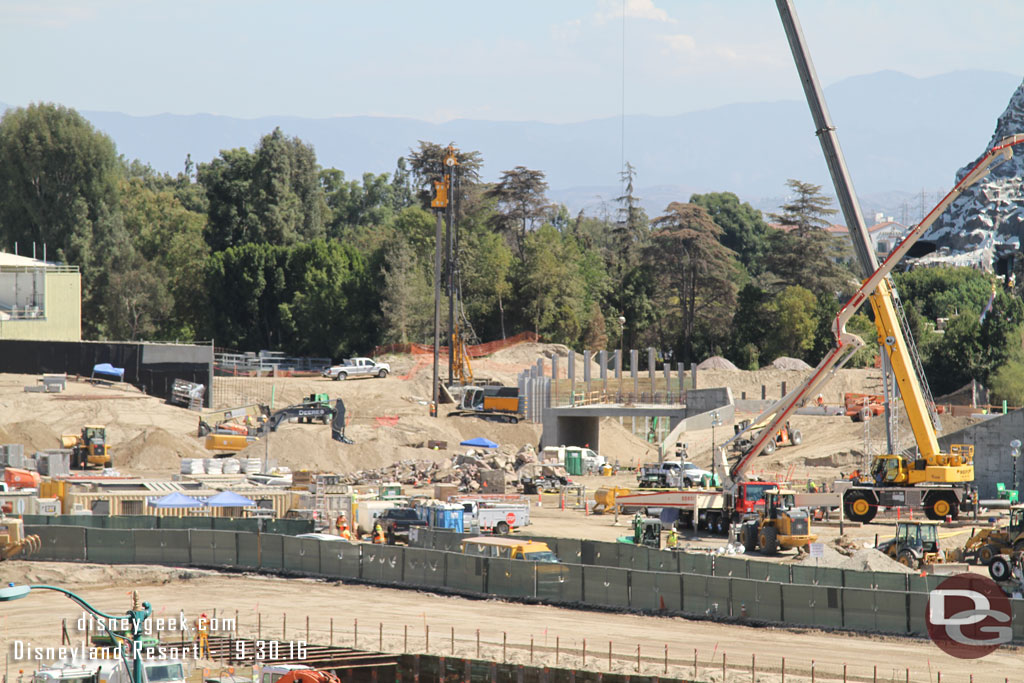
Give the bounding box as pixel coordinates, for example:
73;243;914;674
807;479;818;493
195;613;210;658
666;527;678;549
373;519;385;544
336;514;351;540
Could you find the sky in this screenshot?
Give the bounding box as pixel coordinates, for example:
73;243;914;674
2;0;1023;123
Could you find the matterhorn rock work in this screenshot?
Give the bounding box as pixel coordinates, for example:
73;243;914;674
920;78;1024;268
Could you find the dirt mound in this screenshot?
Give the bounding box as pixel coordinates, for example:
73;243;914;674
770;356;812;371
803;450;865;468
487;342;570;365
0;420;61;452
696;356;738;371
599;418;657;467
839;548;914;574
114;427;207;472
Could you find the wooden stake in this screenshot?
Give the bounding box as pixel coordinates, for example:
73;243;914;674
354;618;358;648
283;613;286;640
502;632;507;663
556;636;559;665
451;627;454;655
609;641;612;669
722;652;726;681
258;613;261;640
477;630;481;659
306;615;309;643
752;654;756;681
330;618;333;646
664;644;668;675
380;623;384;651
781;656;785;683
425;625;429;653
404;625;408;652
583;639;586;666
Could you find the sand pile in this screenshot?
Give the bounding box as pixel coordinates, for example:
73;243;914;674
598;418;658;466
799;542;913;574
697;367;884;404
0;420;61;452
696;356;739;371
771;356;812;371
114;427;207;471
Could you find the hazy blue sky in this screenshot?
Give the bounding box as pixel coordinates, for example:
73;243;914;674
2;0;1022;122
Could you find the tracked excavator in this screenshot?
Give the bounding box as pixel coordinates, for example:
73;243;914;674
204;398;353;452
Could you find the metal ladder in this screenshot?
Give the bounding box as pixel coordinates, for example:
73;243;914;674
888;277;942;432
314;476;327;531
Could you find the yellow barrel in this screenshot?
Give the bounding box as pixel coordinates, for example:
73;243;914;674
600;464;613;476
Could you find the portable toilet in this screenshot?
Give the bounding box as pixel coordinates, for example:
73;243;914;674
564;448;584;476
431;503;464;532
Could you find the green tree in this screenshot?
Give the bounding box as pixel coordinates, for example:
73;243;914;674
204;243;290;350
486;166;550;259
893;266;995;321
762;229;854;297
769;179;838;236
764;285;818;360
405;141;482;210
461;230;513;339
613;162;649;267
647;202;739;364
379;240;433;345
516;225;586;344
690;191;769;275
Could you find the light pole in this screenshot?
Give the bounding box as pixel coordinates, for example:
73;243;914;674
1012;439;1021;499
710;410;722;463
617;316;626;398
0;584;151;683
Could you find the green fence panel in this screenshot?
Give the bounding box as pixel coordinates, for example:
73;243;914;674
22;515;50;526
1013;599;1024;643
536;563;583;603
259;533;285;571
678;552;712;575
908;592;929;636
486;558;536;598
842;570;875;589
403;548;446;588
875;572;909;592
235;532;259;569
57;515;106;528
681;573;709;614
647;548;678;573
616;543;648;570
407;527;431;549
212;517;261;533
432;531;467;552
317;539;361;578
706;575;731;616
746;560;790;583
581;540;620;568
28;525;85;561
106;516;157;529
156;516;202;530
553;538;582;564
361;545;404;583
85;528;134;564
133;529;190;565
264;518;314;535
582;565;630;608
712;556;747;578
842;587;876;631
791;565;843;587
781;583;814;626
188;530;238;567
730;578;759;619
755;580;783;622
281;536;321;574
874;589;909;635
629;570;682;613
444;552;486;593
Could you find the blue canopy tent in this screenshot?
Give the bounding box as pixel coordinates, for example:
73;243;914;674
147;492;204;508
92;363;125;381
460;437;498;449
204;491;256;507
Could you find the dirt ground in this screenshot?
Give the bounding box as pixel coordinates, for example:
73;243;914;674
0;561;1017;682
0;346;1000;679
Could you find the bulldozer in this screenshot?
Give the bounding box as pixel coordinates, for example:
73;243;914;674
876;521;944;569
60;425;110;469
732;418;802;455
739;487;817;555
959;504;1024;565
0;517;41;560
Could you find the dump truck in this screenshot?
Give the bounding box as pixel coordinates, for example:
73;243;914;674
60;425;111;469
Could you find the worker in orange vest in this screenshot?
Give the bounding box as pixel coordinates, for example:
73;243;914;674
195;613;210;658
336;514;351;540
373;520;385;544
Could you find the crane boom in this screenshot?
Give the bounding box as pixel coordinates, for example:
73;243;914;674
715;134;1024;490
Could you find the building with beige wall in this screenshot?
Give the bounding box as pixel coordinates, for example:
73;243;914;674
0;253;81;341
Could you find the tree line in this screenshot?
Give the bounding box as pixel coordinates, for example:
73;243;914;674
1;103;1023;402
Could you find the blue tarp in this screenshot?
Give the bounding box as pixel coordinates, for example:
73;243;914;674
147;492;204;508
460;437;498;449
204;491;256;507
92;363;125;379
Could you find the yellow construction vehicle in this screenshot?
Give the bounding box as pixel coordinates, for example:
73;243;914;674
0;517;40;560
876;521;944;569
60;425;111;469
739;487;817;555
732;417;802;455
960;505;1024;565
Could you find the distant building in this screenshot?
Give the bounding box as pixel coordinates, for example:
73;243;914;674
768;217;912;263
0;252;81;341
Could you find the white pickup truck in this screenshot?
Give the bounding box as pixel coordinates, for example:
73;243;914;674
322;357;391;380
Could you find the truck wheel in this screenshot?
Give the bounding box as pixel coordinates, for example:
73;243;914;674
791;430;803;446
495;521;510;535
336;372;347;381
763;440;776;455
978;544;1000;565
897;549;918;568
683;478;693;488
989;556;1012;582
844;491;877;524
926;495;955;520
377;369;389;378
758;526;779;555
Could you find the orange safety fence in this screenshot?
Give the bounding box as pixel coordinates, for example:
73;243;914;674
373;331;539;359
374;416;400;427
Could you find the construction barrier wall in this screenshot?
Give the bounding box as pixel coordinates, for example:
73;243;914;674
24;525;1024;643
22;515;313;534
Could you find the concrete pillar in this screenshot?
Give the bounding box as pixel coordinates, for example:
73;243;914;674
568;350;575;405
691;362;697;390
583;350;592;396
599;350;608;392
648;348;656;398
677;362;684;398
551;355;559;406
631;349;639;399
663;361;671;402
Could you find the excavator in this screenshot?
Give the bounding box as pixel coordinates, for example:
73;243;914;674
204;398;353;452
0;517;41;560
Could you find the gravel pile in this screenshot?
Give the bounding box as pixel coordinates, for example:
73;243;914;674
696;356;739;371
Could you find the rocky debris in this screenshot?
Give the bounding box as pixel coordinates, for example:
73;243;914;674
324;450;528;492
831;535;860;557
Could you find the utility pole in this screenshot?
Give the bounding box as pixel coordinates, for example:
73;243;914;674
443;146;459;386
430;167;451;418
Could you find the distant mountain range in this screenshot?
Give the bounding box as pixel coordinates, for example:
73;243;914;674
3;70;1021;220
